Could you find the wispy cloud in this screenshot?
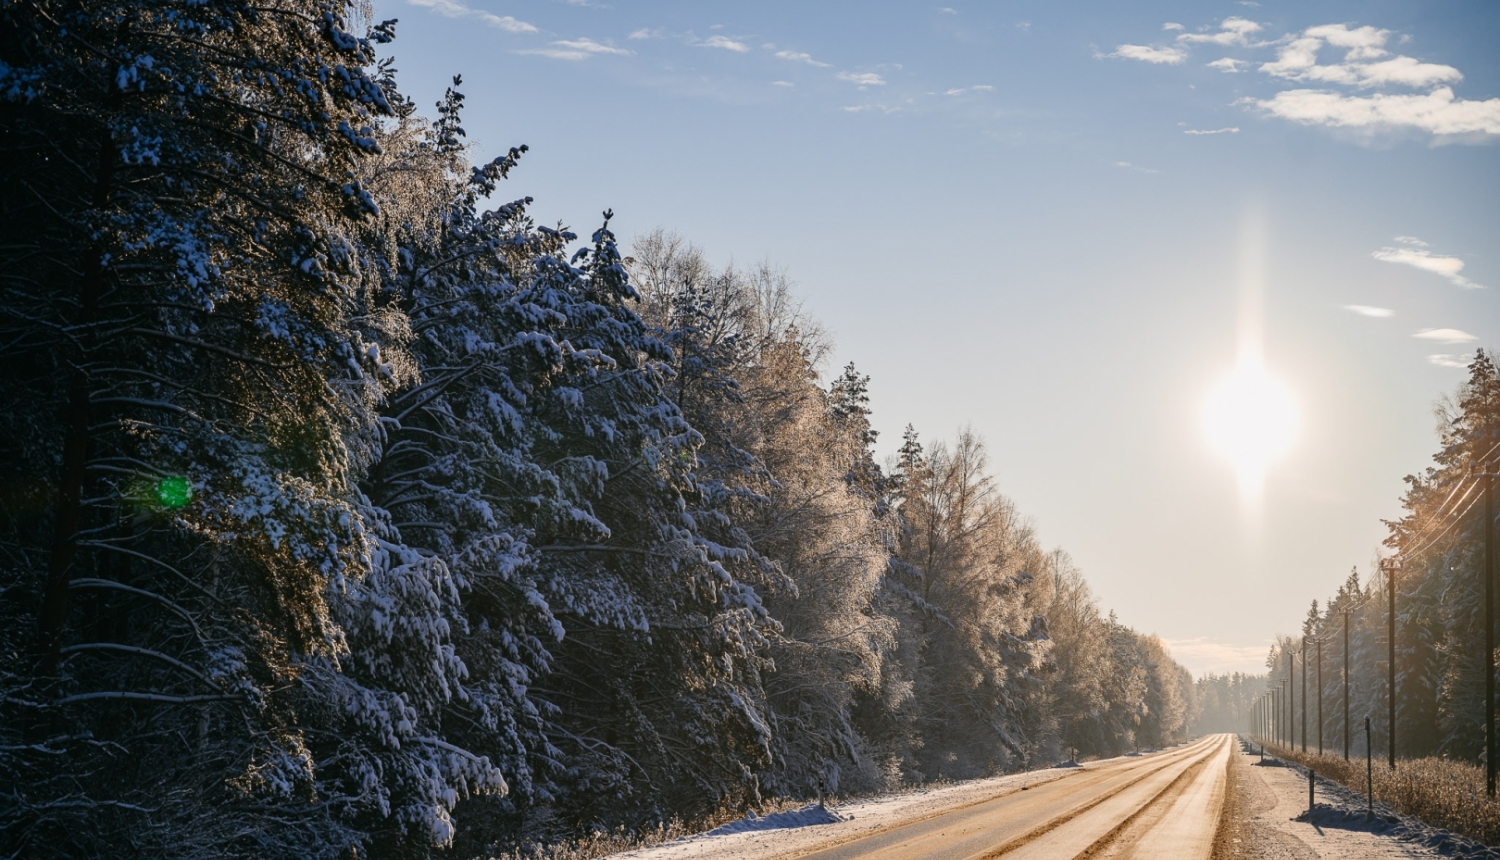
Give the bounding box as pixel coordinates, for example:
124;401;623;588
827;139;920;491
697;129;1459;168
1373;241;1484;289
1160;637;1272;676
407;0;537;33
1163;22;1185;32
1115;161;1161;174
1414;328;1478;344
1106;44;1188;65
699;35;749;52
520;37;631;60
943;85;994;96
772;80;794;88
837;71;887;86
1430;354;1471;368
1184;127;1239;135
1208;58;1248;73
1177;17;1263;47
938;7;957;14
627;27;657;40
1344;305;1394;317
774;49;831;68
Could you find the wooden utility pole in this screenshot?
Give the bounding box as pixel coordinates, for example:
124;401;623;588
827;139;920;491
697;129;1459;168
1318;634;1324;756
1386;559;1398;771
1344;609;1351;762
1486;471;1495;797
1287;648;1295;748
1302;636;1308;752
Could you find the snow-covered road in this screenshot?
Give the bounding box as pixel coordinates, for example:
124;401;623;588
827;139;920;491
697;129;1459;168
615;735;1233;860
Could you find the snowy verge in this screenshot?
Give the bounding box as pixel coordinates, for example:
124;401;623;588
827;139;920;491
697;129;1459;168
606;748;1182;860
1244;740;1500;859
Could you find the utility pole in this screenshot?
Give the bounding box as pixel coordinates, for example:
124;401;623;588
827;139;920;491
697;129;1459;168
1486;469;1495;798
1302;636;1308;753
1344;609;1351;762
1281;677;1289;747
1386;558;1398;770
1287;647;1295;748
1318;634;1324;756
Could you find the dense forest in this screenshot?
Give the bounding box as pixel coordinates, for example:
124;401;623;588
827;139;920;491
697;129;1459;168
1263;353;1498;761
0;3;1198;857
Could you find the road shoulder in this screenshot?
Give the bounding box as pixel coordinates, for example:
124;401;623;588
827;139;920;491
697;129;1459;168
1215;739;1478;859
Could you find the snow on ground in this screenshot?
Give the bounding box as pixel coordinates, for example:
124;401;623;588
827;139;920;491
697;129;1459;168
1243;749;1500;859
607;750;1165;860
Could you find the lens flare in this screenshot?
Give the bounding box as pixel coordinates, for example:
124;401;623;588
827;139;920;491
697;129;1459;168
155;476;193;509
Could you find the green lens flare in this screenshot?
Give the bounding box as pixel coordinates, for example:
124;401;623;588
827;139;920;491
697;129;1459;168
155;476;192;509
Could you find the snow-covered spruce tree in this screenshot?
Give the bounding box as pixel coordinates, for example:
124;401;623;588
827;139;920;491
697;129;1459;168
1385;350;1499;759
504;224;781;836
0;3;493;856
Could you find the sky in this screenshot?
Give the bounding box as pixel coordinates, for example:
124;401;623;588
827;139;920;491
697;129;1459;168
372;0;1500;677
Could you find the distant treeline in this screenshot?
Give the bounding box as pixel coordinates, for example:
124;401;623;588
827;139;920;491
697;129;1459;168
0;3;1194;857
1192;672;1267;734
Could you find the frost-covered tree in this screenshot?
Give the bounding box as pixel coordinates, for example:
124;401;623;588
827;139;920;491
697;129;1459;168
886;429;1052;777
0;1;494;856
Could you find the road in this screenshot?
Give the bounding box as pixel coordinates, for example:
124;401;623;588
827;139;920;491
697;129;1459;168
786;734;1233;860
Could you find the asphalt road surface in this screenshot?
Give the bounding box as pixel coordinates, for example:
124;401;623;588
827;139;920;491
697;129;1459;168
789;734;1233;860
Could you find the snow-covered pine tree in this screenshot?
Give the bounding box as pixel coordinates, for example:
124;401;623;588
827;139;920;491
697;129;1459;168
0;3;490;856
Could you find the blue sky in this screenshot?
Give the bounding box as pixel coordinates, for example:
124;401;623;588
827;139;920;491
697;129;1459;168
375;0;1499;675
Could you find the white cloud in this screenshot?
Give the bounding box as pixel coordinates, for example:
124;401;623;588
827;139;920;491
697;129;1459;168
407;0;537;33
1429;354;1471;368
1208;58;1248;73
1115;161;1161;174
1107;44;1187;65
520;37;631;60
772;80;794;88
1344;304;1393;317
843;105;873;112
627;28;656;40
1177;17;1263;46
1184;127;1239;135
774;50;831;68
1395;236;1429;247
1260;25;1462;89
944;85;994;96
1373;243;1485;289
1249;87;1500;139
837;71;887;86
700;35;749;52
938;6;957;13
1016;22;1031;33
1163;22;1185;32
1414;328;1478;344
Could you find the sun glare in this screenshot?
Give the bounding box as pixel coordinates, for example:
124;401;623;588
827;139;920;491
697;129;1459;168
1201;356;1298;496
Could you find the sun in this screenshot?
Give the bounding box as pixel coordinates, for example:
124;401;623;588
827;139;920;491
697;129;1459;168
1201;356;1298;495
